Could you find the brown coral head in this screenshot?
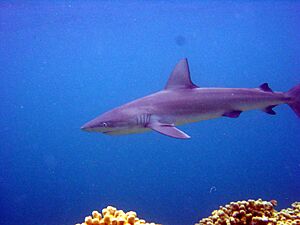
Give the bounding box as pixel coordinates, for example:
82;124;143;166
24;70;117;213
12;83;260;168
270;199;277;207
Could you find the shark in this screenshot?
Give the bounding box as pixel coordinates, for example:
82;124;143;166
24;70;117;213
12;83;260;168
81;58;300;139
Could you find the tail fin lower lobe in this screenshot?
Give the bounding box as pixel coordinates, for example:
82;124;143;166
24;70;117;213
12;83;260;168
287;84;300;117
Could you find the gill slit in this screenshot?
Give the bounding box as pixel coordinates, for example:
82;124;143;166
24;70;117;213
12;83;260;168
136;113;151;127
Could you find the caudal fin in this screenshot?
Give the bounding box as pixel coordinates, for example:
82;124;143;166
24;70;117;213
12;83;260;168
286;84;300;117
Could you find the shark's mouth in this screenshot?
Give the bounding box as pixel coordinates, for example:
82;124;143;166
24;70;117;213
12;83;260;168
103;130;124;135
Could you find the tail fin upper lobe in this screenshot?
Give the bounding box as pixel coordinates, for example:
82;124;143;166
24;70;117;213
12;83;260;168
286;84;300;117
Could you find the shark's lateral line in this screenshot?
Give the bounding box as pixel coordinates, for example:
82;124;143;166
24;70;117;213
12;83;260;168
81;58;300;139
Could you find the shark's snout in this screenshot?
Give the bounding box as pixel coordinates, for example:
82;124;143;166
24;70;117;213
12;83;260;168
81;120;99;132
81;117;112;132
80;123;91;131
80;125;87;131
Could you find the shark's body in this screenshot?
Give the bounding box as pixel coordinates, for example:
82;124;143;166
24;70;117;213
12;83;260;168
81;58;300;139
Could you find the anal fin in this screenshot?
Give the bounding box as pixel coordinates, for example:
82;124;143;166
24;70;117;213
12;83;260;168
263;105;277;115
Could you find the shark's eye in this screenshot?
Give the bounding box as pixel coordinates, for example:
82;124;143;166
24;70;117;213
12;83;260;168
102;122;108;127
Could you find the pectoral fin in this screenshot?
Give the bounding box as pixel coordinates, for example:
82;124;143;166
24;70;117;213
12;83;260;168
148;122;191;139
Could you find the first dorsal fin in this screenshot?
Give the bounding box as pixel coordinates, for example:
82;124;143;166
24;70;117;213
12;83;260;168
165;58;199;90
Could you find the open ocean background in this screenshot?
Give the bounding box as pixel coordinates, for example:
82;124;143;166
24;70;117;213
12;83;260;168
1;2;300;225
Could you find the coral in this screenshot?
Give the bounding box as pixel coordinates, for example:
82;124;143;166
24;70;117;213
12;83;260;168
195;199;300;225
276;202;300;225
75;206;161;225
76;200;299;225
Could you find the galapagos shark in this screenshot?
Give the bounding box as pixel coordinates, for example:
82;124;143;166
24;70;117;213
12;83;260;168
81;58;300;139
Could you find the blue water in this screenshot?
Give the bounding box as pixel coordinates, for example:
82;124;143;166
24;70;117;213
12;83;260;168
1;2;300;225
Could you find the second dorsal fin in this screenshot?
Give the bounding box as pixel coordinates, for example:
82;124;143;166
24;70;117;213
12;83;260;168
259;83;273;92
164;58;199;90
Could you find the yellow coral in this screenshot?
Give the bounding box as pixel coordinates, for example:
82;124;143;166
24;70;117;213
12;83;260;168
195;199;300;225
276;202;300;225
76;200;299;225
76;206;161;225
